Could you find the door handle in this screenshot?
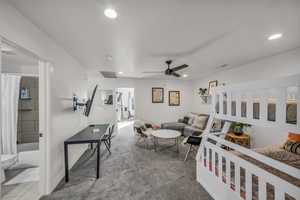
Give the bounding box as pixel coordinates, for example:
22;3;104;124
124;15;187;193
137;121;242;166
39;133;43;137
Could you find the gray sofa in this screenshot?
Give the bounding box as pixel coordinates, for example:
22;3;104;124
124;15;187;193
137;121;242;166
161;113;210;137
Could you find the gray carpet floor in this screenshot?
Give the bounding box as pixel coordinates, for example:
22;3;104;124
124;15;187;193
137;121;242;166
41;122;213;200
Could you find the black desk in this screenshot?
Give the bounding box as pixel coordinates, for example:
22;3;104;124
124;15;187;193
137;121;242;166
64;124;109;182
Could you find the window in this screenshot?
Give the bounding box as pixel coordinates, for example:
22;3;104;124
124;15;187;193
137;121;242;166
253;98;260;120
267;99;276;122
215;95;220;114
241;99;247;118
286;99;297;125
223;93;227;115
231;101;236;116
286;86;298;125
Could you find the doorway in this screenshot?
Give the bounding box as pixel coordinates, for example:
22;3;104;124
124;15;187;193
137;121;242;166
0;39;50;199
115;88;135;122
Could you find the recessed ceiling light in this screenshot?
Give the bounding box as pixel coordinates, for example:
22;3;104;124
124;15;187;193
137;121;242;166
182;74;188;78
118;71;123;74
268;33;282;41
104;8;118;19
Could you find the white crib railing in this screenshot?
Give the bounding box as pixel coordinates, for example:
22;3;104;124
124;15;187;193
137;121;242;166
211;74;300;133
197;134;300;200
197;74;300;200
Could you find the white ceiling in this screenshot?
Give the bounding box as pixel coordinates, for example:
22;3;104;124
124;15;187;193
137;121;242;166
9;0;300;79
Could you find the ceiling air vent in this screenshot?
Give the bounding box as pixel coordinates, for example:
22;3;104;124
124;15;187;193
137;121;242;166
100;71;118;78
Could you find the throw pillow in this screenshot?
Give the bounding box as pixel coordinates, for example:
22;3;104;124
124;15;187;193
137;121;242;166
145;123;153;129
152;125;160;130
187;113;197;125
183;116;190;124
283;139;300;155
192;116;207;130
288;132;300;142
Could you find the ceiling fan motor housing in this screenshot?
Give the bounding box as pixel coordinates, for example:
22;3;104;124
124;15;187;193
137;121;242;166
165;68;172;75
165;60;173;75
166;60;172;66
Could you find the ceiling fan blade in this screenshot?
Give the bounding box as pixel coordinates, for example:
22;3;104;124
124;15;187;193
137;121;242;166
171;64;189;72
171;72;181;77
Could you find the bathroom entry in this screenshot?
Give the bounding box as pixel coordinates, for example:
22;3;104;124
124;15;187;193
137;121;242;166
0;40;47;200
18;77;39;151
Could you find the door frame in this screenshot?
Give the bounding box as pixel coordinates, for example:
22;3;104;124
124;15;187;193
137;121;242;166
0;37;51;197
38;61;51;195
114;88;135;123
0;37;2;197
114;89;121;122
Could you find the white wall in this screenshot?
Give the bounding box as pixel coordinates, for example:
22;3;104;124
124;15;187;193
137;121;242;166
87;77;194;125
0;1;88;193
135;79;193;124
2;64;38;75
192;48;300;147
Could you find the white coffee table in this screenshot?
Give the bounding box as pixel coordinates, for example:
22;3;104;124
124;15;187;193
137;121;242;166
152;129;181;152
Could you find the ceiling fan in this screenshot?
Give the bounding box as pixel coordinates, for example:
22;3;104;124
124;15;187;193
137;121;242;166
143;60;189;77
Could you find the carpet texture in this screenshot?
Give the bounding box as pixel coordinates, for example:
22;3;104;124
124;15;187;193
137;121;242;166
41;122;213;200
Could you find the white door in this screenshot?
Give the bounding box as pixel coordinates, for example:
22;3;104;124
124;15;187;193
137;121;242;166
0;37;3;195
38;61;51;195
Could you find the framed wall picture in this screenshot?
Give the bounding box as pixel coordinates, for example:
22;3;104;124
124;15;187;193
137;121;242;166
208;80;218;95
152;87;164;103
169;91;180;106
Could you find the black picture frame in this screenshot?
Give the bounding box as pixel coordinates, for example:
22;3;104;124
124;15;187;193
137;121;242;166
169;91;180;106
152;87;164;103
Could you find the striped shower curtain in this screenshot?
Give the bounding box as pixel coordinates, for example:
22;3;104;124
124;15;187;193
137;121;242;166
1;74;21;155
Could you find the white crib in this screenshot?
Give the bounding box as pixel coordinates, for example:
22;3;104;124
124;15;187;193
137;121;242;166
196;74;300;200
